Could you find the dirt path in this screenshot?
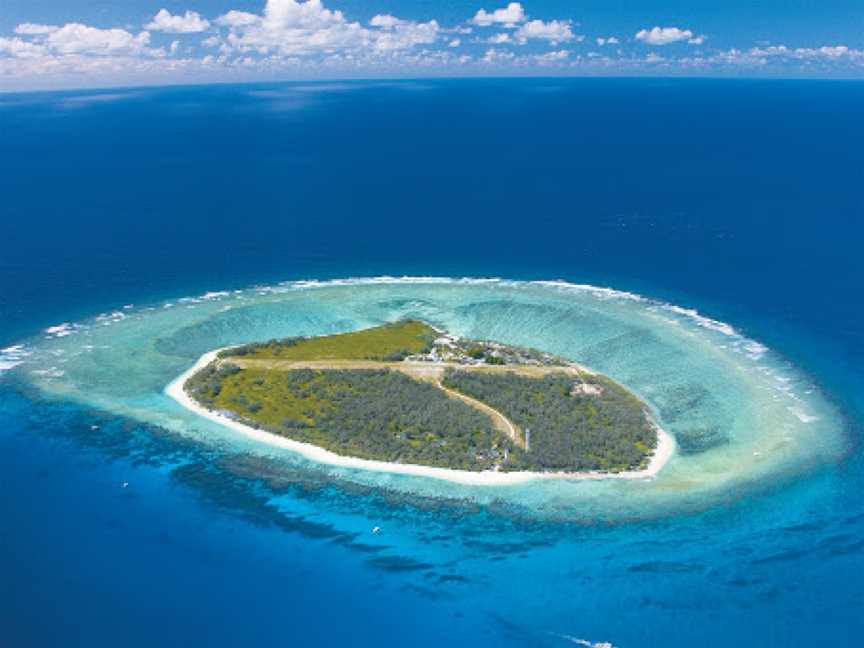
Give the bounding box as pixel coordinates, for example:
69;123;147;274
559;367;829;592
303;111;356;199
435;380;523;448
221;357;574;450
229;358;584;379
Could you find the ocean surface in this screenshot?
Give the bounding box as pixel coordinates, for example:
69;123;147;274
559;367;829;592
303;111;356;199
1;78;863;647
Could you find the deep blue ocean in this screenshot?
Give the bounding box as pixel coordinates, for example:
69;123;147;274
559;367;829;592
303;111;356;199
1;78;863;647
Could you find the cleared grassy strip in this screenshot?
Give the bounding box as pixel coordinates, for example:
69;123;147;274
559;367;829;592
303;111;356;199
187;320;656;473
221;320;437;362
186;363;520;471
221;358;593;450
227;357;585;380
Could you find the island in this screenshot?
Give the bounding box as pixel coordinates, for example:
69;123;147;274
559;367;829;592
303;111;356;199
167;320;674;484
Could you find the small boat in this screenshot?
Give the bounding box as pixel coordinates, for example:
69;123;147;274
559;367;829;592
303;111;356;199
372;526;381;534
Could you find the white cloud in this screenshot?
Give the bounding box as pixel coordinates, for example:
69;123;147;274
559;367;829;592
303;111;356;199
472;3;525;27
668;43;864;71
0;51;211;91
45;24;153;56
488;32;512;44
809;45;858;58
481;47;516;63
370;17;440;52
14;24;59;35
0;36;47;58
2;21;164;64
733;44;864;62
215;11;260;28
4;0;863;90
535;49;569;63
515;19;574;44
635;26;704;46
146;10;210;34
213;1;441;57
215;0;368;56
784;45;859;59
479;46;571;67
369;15;401;29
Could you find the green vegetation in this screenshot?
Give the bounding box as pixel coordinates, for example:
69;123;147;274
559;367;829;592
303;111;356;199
186;319;657;473
442;370;656;472
186;364;515;470
221;320;437;362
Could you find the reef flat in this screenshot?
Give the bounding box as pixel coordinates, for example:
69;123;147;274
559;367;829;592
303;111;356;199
9;278;845;517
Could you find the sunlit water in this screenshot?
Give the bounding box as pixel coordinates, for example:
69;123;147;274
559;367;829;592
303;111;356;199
3;278;860;646
5;278;847;521
3;79;863;647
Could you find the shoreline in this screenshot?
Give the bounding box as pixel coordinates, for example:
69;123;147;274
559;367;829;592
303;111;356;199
165;350;675;486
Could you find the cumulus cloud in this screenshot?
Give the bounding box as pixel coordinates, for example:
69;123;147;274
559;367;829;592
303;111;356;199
720;44;864;64
755;44;862;59
535;49;569;63
515;19;574;44
44;24;153;56
810;45;854;57
0;0;452;89
214;0;367;55
215;11;260;28
635;26;704;46
472;3;525;27
212;1;442;57
481;47;516;63
3;0;863;90
146;9;210;34
0;37;47;58
479;46;571;67
369;15;401;29
0;19;188;89
14;24;59;35
1;20;166;68
369;15;440;52
472;5;577;44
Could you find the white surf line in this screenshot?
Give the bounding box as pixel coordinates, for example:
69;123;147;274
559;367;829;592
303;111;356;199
165;350;675;486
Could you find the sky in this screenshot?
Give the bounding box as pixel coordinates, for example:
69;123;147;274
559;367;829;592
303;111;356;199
1;0;863;91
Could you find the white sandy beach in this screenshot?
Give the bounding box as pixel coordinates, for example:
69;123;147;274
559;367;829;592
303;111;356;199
165;350;675;486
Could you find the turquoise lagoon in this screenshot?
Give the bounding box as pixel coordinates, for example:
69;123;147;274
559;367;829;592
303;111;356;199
9;278;847;520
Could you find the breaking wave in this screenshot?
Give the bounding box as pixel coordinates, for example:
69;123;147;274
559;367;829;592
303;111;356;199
3;277;849;519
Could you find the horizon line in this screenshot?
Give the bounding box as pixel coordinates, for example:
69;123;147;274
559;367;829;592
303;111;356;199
4;71;864;96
